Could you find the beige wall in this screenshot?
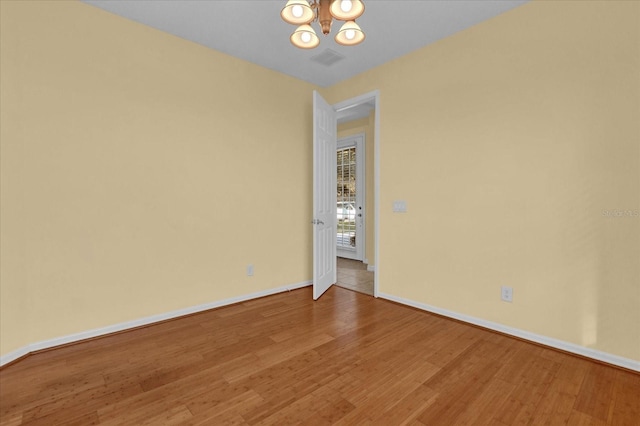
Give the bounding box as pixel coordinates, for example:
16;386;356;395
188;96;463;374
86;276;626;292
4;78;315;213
323;0;640;361
2;0;638;363
337;112;375;266
0;1;315;356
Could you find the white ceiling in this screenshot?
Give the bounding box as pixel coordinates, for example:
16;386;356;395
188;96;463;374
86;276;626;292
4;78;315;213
83;1;528;88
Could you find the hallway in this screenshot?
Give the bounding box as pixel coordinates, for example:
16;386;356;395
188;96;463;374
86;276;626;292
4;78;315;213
336;257;374;296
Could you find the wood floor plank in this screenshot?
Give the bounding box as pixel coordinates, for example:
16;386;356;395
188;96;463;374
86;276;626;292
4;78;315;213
573;363;617;421
373;384;439;425
609;370;640;424
341;363;437;422
529;381;578;425
20;382;142;424
493;350;561;424
184;389;264;425
418;348;504;424
567;411;608;426
448;376;515;426
1;371;107;423
19;410;100;426
1;286;638;425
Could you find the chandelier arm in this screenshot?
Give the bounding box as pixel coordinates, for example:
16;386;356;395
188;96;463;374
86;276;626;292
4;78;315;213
306;0;318;24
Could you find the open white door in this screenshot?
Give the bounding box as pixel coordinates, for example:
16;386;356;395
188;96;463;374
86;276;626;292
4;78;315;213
313;91;337;300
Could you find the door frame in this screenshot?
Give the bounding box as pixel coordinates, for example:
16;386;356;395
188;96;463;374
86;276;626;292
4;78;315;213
332;90;380;297
336;134;365;261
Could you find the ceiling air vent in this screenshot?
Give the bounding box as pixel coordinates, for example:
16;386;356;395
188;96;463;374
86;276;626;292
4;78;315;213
310;49;345;67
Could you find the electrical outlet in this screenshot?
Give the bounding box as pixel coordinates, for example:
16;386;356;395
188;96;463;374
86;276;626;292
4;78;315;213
501;286;513;302
246;264;254;276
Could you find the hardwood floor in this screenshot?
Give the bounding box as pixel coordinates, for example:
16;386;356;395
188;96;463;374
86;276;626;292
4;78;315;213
1;286;638;425
336;258;374;296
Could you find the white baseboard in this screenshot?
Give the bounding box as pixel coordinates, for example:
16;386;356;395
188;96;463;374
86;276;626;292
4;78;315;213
361;259;375;272
378;292;640;372
1;280;312;367
0;346;30;369
6;284;635;372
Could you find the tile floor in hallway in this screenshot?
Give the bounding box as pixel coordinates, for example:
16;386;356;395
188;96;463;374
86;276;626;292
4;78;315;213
336;257;374;296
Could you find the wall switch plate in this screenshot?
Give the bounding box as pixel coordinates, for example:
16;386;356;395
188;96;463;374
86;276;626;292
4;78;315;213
393;200;407;213
501;286;513;302
246;264;254;276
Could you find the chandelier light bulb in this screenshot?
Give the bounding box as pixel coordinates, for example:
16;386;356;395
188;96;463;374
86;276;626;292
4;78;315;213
292;4;303;18
329;0;364;21
335;20;365;46
290;24;319;49
281;0;314;25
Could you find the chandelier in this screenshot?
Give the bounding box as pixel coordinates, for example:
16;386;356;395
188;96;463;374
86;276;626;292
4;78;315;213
281;0;365;49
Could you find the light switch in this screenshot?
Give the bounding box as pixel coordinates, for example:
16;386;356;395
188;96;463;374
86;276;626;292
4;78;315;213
393;200;407;213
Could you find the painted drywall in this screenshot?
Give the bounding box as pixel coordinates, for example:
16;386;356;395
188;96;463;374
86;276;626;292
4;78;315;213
322;0;640;361
0;0;315;357
337;112;375;267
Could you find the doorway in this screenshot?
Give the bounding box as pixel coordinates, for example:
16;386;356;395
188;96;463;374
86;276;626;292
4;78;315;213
336;134;364;261
312;90;380;299
334;92;378;297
